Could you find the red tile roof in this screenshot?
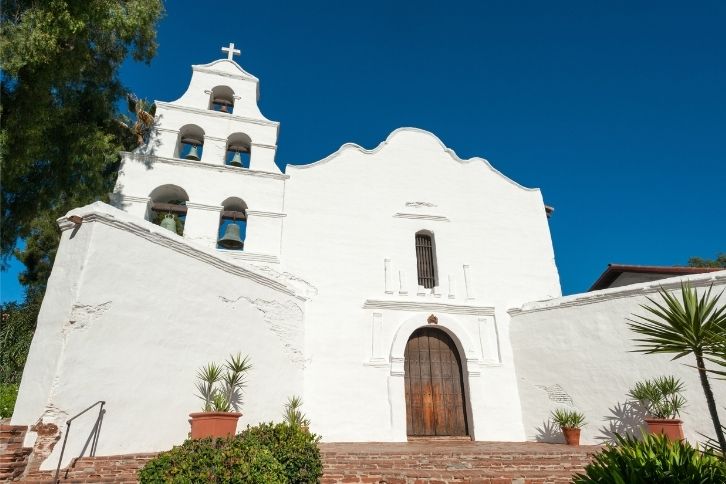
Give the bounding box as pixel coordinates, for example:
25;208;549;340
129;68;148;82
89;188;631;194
588;264;724;291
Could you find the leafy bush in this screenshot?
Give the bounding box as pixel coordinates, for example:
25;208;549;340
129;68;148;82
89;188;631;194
1;296;41;385
550;408;586;429
0;383;19;418
139;422;321;484
628;375;686;419
139;435;286;483
573;433;726;483
240;422;322;484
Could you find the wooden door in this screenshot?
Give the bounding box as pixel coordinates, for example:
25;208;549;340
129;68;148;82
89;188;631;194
404;327;468;436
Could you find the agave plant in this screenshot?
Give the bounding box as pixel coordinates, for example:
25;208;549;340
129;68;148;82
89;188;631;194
628;376;687;419
194;353;252;412
628;283;726;455
550;408;586;429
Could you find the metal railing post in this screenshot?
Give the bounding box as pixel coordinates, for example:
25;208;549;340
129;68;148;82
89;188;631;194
52;401;105;483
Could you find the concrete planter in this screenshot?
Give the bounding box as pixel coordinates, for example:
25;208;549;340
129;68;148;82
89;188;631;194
189;412;241;439
562;427;581;446
645;418;684;441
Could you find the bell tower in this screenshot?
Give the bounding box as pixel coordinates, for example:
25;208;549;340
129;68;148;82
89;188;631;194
113;43;287;264
151;42;280;173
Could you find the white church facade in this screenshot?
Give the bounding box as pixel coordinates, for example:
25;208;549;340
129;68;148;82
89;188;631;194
11;46;726;471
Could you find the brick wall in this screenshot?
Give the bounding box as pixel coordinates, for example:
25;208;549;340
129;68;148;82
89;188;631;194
0;424;32;481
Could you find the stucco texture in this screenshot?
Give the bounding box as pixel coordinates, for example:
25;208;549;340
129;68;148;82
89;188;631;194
510;271;726;445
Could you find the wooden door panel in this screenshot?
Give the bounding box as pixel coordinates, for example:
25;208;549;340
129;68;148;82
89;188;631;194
404;327;468;436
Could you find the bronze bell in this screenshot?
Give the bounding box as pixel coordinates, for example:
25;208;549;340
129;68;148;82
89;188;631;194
213;97;232;113
229;150;243;167
160;214;177;233
218;222;244;249
185;144;200;161
181;137;203;161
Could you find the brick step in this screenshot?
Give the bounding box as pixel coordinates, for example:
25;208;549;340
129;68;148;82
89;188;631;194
17;442;599;484
318;442;598;483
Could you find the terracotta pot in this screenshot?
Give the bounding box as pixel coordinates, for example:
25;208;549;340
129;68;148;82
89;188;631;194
562;427;581;446
645;418;684;441
188;412;241;439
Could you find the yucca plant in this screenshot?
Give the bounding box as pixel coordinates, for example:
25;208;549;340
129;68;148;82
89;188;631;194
194;353;252;412
283;395;310;429
628;283;726;455
573;433;726;483
550;408;586;429
628;376;687;419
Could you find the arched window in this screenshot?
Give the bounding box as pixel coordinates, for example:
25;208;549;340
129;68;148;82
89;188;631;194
415;231;437;289
217;197;247;250
148;185;189;235
225;133;251;168
177;124;205;160
209;86;235;113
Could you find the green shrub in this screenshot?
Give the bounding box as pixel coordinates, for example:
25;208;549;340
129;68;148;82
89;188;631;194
0;383;19;418
240;422;322;484
574;433;726;483
138;436;286;483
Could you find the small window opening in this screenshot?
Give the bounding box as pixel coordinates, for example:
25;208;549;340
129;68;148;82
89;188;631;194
415;231;437;289
217;197;247;250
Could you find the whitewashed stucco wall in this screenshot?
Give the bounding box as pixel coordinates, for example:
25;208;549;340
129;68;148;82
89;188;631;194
12;203;306;470
510;271;726;445
282;128;561;442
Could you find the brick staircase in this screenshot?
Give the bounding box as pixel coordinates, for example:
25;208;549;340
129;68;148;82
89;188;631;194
319;441;599;483
21;454;157;483
13;441;599;483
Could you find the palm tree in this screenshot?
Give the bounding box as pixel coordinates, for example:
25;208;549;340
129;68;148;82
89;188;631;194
628;283;726;455
118;94;156;146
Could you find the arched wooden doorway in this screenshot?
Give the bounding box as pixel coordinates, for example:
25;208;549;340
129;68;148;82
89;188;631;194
404;327;469;436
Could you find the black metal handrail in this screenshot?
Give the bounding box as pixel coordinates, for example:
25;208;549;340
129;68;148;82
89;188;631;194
54;400;105;483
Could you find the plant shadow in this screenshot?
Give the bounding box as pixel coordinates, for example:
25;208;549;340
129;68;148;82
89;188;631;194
595;400;646;444
535;419;565;443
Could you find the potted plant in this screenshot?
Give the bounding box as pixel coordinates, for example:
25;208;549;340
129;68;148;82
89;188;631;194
189;353;252;439
551;408;586;446
628;375;686;440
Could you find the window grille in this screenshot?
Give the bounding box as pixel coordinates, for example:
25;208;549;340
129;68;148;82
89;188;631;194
415;233;436;289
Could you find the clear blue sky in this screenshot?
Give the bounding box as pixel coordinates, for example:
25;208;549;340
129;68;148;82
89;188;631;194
2;0;724;302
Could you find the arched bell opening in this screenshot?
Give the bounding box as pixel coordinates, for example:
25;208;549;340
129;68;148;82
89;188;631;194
225;133;251;168
148;184;189;236
177;124;205;160
209;85;235;114
217;197;247;250
404;326;469;437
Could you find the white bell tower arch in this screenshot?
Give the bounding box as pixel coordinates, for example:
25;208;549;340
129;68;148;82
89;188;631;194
112;43;287;263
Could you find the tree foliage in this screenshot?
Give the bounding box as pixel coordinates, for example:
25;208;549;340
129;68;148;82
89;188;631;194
0;292;42;385
628;283;726;455
688;253;726;268
0;0;165;293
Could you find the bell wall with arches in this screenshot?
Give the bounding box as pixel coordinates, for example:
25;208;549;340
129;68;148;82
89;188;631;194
15;50;724;474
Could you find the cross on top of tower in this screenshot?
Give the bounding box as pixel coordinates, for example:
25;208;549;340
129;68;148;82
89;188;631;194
221;42;241;60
